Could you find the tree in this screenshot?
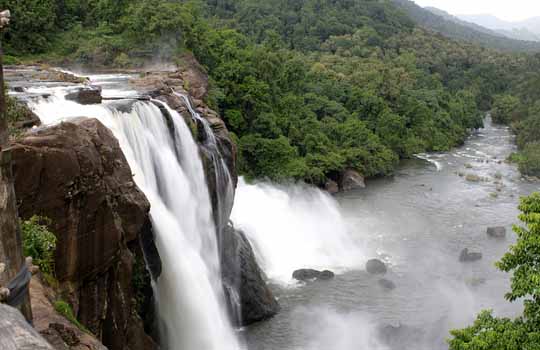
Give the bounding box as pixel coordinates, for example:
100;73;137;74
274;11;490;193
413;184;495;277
491;94;520;125
449;193;540;349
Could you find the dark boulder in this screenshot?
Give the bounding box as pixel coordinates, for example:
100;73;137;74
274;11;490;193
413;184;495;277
366;259;387;275
220;224;279;326
319;270;335;280
293;269;322;281
378;278;396;290
292;269;335;281
65;86;102;105
459;248;482;262
487;226;506;239
340;169;365;191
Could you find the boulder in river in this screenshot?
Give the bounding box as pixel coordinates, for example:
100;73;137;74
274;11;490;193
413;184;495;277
292;269;335;281
65;86;102;104
366;259;387;274
340;169;365;191
378;278;396;290
459;248;482;262
487;226;506;239
465;174;480;182
221;224;280;326
324;179;339;194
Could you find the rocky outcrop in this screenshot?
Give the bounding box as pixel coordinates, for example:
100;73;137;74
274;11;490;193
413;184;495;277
0;303;53;350
30;276;107;350
65;87;102;105
220;224;279;326
10;118;159;350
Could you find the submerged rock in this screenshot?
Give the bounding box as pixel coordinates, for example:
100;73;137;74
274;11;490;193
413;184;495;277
459;248;482;262
487;226;506;239
465;174;480;182
378;278;396;290
366;259;387;275
65;86;102;105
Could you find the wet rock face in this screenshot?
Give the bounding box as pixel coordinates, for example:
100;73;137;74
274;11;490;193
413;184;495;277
11;118;159;350
340;169;365;191
220;224;280;326
65;86;102;105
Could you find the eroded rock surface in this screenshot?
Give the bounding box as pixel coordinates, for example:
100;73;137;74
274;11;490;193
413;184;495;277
11;118;159;350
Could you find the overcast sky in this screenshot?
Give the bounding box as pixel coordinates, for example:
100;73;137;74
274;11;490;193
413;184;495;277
413;0;540;22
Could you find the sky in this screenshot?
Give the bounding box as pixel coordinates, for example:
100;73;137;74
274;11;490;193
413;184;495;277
413;0;540;22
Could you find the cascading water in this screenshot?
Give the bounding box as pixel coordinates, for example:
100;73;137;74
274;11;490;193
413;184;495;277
173;92;242;324
28;85;241;350
173;92;235;232
231;178;366;283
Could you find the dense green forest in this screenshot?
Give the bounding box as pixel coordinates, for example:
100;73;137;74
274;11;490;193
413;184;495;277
1;0;539;183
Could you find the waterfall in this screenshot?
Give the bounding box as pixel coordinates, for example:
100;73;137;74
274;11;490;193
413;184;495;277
29;88;241;350
173;92;235;233
231;178;366;283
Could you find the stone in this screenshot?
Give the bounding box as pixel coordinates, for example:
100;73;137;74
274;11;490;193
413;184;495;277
366;259;387;275
487;226;506;239
30;275;107;350
465;174;480;182
378;278;396;290
319;270;335;280
220;224;279;326
325;179;339;194
65;86;102;105
11;118;159;350
293;269;322;281
0;303;53;350
459;248;482;262
341;169;365;191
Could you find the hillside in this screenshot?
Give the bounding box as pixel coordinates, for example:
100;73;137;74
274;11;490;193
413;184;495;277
392;0;540;52
1;0;539;183
459;14;540;42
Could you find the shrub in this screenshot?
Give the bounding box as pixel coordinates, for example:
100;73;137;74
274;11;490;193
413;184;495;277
21;216;57;276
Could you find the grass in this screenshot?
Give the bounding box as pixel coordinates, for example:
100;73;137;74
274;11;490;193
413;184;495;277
54;300;89;332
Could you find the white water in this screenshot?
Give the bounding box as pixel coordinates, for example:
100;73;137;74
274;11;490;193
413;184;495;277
29;86;241;350
231;178;366;283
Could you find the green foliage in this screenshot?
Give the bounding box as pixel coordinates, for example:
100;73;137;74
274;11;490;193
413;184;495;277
449;193;540;349
54;300;88;332
21;216;57;275
517;143;540;177
492;95;520;124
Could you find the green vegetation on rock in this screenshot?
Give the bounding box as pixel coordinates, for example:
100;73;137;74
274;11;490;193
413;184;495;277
21;216;57;276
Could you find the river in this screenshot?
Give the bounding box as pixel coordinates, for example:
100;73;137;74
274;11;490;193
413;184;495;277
237;118;538;350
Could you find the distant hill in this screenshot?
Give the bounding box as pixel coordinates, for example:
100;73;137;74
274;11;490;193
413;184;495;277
391;0;540;52
458;14;540;42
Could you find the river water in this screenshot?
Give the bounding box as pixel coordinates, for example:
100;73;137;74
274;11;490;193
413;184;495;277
239;118;539;350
